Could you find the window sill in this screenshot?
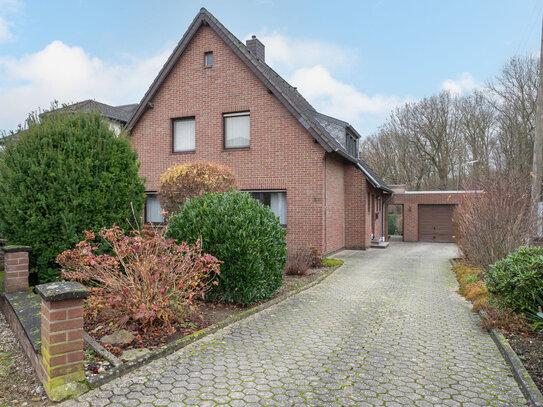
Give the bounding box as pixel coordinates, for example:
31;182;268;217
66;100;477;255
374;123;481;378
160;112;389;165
171;150;196;155
223;147;251;151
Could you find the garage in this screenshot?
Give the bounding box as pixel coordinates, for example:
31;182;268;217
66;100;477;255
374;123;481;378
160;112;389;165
418;204;456;243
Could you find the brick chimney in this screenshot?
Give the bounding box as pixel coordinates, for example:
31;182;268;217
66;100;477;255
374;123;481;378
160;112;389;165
246;35;265;62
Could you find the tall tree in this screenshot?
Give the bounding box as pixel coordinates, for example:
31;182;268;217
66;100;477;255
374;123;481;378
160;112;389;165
361;55;539;190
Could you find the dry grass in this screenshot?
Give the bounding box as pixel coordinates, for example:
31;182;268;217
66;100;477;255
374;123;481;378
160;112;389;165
453;262;488;312
453;261;533;331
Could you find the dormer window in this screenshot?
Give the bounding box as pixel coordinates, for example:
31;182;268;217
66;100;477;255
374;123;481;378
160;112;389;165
204;51;213;67
346;132;358;158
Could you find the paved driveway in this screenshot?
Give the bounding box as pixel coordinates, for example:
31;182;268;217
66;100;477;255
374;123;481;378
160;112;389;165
64;243;526;406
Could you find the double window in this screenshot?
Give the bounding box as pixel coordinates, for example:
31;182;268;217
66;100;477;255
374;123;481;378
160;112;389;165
172;113;250;152
172;117;195;153
248;191;287;226
224;112;250;149
145;193;164;224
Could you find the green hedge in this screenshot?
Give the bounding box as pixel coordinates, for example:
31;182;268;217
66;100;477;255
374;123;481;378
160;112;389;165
0;110;145;283
167;190;287;305
486;246;543;312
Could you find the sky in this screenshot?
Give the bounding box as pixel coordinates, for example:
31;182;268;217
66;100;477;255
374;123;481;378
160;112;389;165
0;0;542;136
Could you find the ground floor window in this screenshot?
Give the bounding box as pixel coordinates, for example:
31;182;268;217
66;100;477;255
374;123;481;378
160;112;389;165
145;193;164;224
246;190;287;226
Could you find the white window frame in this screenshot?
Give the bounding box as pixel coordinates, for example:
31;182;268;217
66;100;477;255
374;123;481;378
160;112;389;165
172;117;196;153
204;51;213;67
145;193;164;224
245;190;287;227
224;111;250;149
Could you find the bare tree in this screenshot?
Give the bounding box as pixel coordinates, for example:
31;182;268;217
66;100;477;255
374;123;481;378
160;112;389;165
361;55;540;191
456;90;496;181
488;56;538;176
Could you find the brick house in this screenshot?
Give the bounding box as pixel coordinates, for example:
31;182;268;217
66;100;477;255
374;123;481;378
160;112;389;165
126;8;392;254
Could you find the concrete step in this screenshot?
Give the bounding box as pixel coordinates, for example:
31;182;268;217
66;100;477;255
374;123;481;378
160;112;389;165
370;241;390;249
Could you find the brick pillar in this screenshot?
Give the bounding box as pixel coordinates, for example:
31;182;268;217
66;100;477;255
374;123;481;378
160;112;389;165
2;246;31;293
35;282;89;401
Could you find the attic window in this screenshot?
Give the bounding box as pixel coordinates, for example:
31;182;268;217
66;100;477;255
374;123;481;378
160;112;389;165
204;51;213;67
346;132;358;158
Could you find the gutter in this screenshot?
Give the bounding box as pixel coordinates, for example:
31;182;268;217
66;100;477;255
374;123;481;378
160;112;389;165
331;147;392;194
354;162;393;193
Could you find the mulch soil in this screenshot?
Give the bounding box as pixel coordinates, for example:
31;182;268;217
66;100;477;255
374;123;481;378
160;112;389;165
504;331;543;394
85;266;332;361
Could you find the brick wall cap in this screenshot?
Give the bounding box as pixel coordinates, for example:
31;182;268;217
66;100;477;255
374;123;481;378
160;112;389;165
35;281;89;302
2;245;32;253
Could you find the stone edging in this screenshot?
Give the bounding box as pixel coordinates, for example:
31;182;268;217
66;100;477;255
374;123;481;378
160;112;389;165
485;319;543;407
86;265;341;389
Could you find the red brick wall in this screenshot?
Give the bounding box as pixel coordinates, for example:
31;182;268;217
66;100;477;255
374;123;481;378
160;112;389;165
344;165;370;249
130;25;327;250
389;192;475;242
324;155;345;253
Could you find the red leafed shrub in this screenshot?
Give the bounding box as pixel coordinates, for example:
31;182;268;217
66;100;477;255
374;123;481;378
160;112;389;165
57;226;221;333
285;244;315;276
158;162;235;216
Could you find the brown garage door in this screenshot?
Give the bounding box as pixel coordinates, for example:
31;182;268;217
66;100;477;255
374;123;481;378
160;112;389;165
418;204;456;243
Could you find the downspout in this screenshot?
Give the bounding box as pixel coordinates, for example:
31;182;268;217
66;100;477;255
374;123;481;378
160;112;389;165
323;155;327;253
382;193;394;242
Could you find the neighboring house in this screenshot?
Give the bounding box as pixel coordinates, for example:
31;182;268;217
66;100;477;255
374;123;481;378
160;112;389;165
51;100;139;135
125;8;392;254
0;100;138;148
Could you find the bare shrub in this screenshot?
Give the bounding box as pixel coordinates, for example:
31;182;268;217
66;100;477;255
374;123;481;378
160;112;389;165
57;226;221;334
308;246;323;268
285;244;314;276
455;172;537;269
480;306;532;335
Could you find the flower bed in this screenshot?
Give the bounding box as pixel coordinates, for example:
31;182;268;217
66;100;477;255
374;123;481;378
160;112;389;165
80;260;342;365
57;225;342;375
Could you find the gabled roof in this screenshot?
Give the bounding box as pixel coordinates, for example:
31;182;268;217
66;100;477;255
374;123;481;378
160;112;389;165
126;8;391;193
55;100;138;124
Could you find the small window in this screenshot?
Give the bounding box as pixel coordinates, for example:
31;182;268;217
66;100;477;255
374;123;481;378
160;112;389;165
173;117;195;152
145;194;164;224
204;51;213;67
346;133;358;157
247;190;287;226
224;112;250;149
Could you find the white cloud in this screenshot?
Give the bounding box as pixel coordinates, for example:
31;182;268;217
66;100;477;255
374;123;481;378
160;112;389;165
442;72;481;96
290;65;402;128
0;0;19;43
246;32;403;133
0;16;11;42
251;32;351;71
0;40;171;131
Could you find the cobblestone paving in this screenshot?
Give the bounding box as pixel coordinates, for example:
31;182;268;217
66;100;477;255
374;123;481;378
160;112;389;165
63;243;527;406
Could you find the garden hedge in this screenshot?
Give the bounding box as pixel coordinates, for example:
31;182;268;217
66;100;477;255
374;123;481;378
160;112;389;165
0;109;145;283
166;190;287;305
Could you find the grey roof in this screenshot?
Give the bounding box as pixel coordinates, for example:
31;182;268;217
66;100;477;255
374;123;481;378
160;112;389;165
125;8;390;193
55;100;138;124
